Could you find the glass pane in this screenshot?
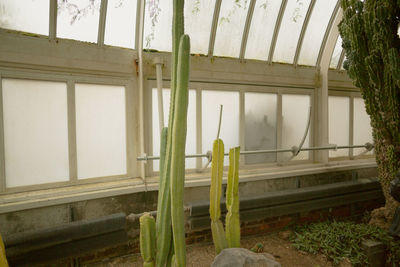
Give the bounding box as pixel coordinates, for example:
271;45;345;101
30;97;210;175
143;0;172;51
273;0;311;64
245;92;277;164
202;90;239;166
353;97;373;155
75;83;126;179
297;0;337;66
245;0;282;60
57;0;100;43
282;94;310;160
104;0;137;48
329;36;342;69
213;0;250;58
329;96;349;158
0;0;49;35
152;88;197;171
185;0;214;55
3;79;69;187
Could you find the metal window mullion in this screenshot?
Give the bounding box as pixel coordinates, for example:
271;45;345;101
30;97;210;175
135;0;144;50
49;0;57;39
125;81;135;177
349;96;354;159
67;80;78;182
268;0;288;64
0;75;5;191
196;88;202;170
276;92;283;164
337;49;346;70
293;0;316;66
208;0;222;57
239;90;245;165
239;0;256;60
97;0;108;46
316;0;340;67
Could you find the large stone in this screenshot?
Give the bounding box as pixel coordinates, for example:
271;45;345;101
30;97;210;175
211;248;281;267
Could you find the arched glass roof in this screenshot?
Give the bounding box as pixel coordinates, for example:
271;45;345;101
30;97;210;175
0;0;342;67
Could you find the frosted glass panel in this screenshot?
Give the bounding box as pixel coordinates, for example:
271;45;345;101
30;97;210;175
245;93;277;164
282;94;310;160
104;0;137;48
245;0;281;60
353;98;373;155
298;0;337;66
0;0;49;35
144;0;172;51
273;0;311;64
329;37;342;69
152;88;197;171
328;96;349;158
57;0;100;43
213;0;249;57
3;79;69;187
202;90;239;166
185;0;214;55
75;83;126;179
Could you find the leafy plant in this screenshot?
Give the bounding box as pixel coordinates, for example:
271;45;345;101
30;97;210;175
290;221;400;266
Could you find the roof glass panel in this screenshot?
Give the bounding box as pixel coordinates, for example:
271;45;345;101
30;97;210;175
245;0;281;61
213;0;250;58
104;0;137;49
143;0;172;51
273;0;311;64
184;0;214;55
0;0;49;35
57;0;100;43
329;36;342;69
298;0;337;66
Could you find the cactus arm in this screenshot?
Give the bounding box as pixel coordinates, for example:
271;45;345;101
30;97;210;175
170;34;190;267
140;213;156;267
225;147;241;248
156;127;171;266
209;139;228;254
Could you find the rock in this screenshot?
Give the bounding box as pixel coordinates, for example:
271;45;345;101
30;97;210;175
211;248;281;267
278;230;292;240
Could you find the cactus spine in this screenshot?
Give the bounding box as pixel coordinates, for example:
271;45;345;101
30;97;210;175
225;147;240;248
210;139;228;254
140;213;156;267
339;0;400;219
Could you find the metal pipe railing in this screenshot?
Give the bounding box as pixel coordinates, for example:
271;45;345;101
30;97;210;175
137;143;374;161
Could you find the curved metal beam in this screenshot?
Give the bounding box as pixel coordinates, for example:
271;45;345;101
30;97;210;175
208;0;223;57
49;0;57;40
97;0;108;46
316;0;340;67
293;0;316;67
268;0;288;64
239;0;256;60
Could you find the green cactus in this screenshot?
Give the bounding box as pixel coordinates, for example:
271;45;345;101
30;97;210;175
156;127;171;267
170;34;190;267
140;213;156;267
225;147;240;248
339;0;400;219
210;139;228;254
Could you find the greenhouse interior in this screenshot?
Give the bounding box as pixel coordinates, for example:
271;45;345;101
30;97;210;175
0;0;399;266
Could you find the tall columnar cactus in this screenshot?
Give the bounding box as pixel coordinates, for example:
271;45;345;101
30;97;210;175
339;0;400;221
225;147;241;248
156;127;171;267
210;139;228;254
140;213;156;267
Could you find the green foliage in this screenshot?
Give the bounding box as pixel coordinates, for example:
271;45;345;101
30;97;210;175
291;221;400;266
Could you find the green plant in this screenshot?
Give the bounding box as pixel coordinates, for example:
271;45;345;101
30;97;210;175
291;221;400;266
140;213;156;267
210;139;228;254
225;147;241;248
339;0;400;219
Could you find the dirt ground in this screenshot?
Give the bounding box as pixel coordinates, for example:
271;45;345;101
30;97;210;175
86;231;352;267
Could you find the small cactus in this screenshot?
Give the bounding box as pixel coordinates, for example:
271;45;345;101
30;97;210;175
140;213;156;267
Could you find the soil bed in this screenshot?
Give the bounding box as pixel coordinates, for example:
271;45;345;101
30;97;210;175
86;231;350;267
